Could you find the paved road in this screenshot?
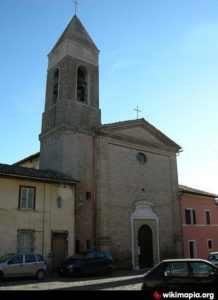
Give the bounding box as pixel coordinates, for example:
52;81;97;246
0;270;145;290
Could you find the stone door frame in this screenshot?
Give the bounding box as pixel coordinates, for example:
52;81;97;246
130;200;159;270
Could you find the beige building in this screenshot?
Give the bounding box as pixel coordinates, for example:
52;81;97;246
0;14;183;270
0;164;77;270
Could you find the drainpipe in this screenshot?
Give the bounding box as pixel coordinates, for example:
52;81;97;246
178;189;185;258
92;134;97;249
42;183;46;257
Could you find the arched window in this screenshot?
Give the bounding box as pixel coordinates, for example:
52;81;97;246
53;69;59;104
136;152;147;164
77;66;87;103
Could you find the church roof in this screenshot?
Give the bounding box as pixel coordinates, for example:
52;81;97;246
0;163;78;185
97;118;182;151
179;185;218;198
50;15;98;54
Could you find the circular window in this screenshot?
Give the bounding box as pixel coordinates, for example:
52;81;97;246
136;153;147;164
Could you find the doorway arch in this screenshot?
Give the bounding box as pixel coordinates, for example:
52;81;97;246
138;224;153;268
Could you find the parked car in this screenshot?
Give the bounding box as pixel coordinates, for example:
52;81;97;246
141;259;218;291
58;250;113;277
0;253;47;281
208;252;218;266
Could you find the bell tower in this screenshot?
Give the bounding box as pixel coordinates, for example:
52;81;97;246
39;15;101;252
39;15;101;173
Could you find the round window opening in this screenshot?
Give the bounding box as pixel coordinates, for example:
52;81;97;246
136;153;147;164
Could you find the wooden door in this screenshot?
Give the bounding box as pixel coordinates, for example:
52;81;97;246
51;232;68;271
138;225;153;268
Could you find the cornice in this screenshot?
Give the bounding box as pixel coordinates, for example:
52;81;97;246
96;129;180;153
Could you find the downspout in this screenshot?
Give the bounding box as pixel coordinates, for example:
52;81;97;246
178;189;185;258
42;183;46;256
92;133;97;249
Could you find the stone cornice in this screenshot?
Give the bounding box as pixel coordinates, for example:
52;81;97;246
97;118;181;151
96;128;180;153
48;39;99;70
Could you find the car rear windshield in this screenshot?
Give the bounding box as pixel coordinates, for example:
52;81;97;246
209;254;218;260
36;254;44;262
0;254;14;263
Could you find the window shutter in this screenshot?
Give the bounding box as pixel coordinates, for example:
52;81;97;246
185;209;191;224
193;210;196;224
206;211;210;225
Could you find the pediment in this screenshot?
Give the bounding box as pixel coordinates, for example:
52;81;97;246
97;119;181;152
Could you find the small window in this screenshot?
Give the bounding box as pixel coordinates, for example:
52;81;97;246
53;69;59;104
136;153;147;164
56;196;63;208
19;186;35;210
86;192;92;201
185;209;196;225
208;240;213;250
205;210;211;225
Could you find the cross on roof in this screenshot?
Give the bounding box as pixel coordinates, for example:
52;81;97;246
134;105;142;119
73;0;79;15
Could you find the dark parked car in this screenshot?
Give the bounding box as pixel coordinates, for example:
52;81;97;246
0;253;47;281
141;259;218;291
58;250;113;277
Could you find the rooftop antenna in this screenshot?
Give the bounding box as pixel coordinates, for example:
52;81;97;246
73;0;79;15
134;105;141;119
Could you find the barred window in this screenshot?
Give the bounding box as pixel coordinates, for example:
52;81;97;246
19;186;35;210
18;230;34;253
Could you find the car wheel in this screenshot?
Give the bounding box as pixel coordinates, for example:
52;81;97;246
0;271;4;281
36;269;46;280
104;266;112;276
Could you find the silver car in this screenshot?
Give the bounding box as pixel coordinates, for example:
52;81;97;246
208;252;218;266
0;253;47;281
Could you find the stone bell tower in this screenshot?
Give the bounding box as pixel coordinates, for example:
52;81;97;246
39;15;101;251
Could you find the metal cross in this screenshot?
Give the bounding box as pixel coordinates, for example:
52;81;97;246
73;0;79;15
134;105;142;119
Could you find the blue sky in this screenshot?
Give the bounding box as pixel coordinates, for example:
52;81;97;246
1;0;218;194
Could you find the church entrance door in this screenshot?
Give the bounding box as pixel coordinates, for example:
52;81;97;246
138;225;153;268
51;231;68;271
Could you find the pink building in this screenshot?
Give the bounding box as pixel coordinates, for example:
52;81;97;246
180;185;218;259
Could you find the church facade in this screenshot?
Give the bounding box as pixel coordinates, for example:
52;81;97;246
38;15;183;269
0;15;183;270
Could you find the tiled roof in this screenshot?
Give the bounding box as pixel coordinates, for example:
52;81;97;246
0;163;78;184
179;185;218;198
